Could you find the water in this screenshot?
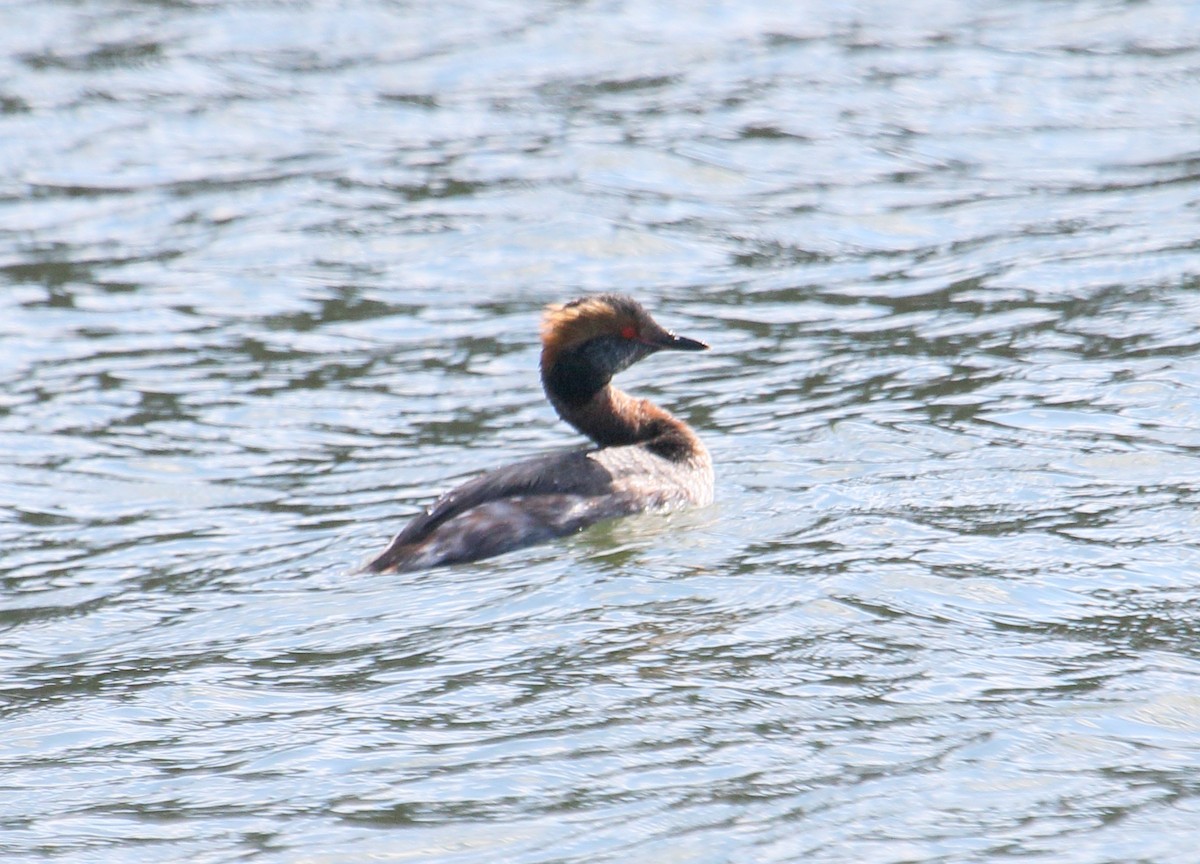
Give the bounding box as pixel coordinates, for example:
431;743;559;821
3;0;1200;861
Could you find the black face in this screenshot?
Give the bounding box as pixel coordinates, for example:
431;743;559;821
582;333;658;376
545;334;654;406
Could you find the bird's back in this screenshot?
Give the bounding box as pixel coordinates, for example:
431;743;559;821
364;443;710;573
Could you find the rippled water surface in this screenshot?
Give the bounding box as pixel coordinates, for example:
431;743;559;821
4;1;1200;861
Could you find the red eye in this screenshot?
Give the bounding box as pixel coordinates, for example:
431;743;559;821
620;325;637;340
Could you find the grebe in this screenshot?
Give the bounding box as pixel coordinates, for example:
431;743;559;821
365;294;713;573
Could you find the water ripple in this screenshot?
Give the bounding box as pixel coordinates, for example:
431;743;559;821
3;0;1200;861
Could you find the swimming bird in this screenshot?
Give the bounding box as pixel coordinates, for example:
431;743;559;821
364;294;713;572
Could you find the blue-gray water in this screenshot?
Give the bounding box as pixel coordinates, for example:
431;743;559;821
4;1;1200;861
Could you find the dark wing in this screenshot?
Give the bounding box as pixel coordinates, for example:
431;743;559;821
387;448;615;547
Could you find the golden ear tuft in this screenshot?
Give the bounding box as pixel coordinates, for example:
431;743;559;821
540;295;629;355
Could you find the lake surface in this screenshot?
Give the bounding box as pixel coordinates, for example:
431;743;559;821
4;1;1200;861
